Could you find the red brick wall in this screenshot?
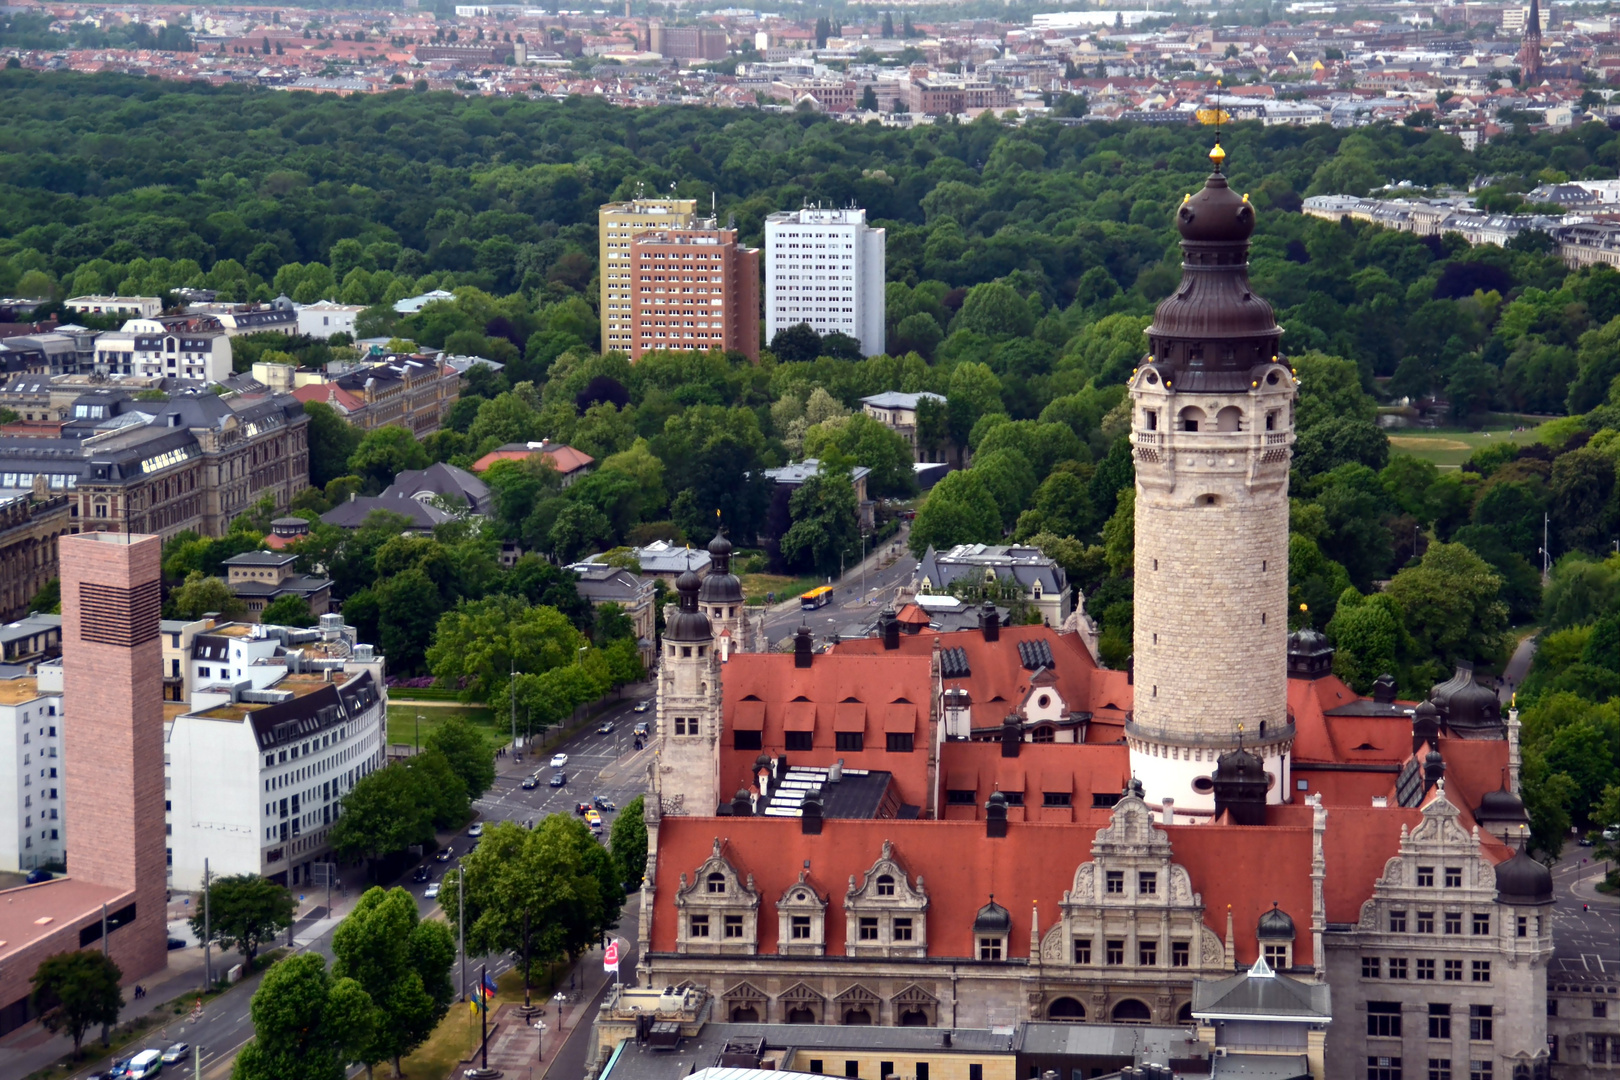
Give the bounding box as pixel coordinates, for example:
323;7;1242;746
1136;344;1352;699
60;533;169;984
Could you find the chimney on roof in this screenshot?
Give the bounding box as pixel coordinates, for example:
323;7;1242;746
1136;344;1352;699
732;789;753;817
776;754;788;778
801;791;824;835
1424;748;1446;790
1372;673;1397;704
1162;797;1174;826
1125;653;1134;685
794;626;813;668
1000;713;1021;758
985;790;1008;838
980;600;1000;642
880;607;899;650
828;759;843;784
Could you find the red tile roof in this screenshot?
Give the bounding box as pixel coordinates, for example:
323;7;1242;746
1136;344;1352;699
833;625;1108;730
651;812;1317;966
720;653;936;810
291;383;364;413
471;442;595;475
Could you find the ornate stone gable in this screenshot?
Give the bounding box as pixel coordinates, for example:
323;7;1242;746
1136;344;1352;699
845;839;930;958
1047;792;1224;972
673;837;761;955
776;868;830;957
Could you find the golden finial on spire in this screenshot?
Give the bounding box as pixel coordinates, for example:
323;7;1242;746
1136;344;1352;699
1209;141;1227;166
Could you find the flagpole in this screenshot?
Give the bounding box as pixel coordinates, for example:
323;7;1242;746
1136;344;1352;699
479;963;491;1073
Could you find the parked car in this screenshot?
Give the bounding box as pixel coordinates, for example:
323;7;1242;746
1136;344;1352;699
633;700;651;713
166;937;187;951
435;845;454;862
521;774;539;790
467;822;483;838
550;753;569;769
424;883;441;900
160;1044;191;1065
412;866;431;883
25;867;53;884
549;771;567;787
594;795;617;811
597;720;615;734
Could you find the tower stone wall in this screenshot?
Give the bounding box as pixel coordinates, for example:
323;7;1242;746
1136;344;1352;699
656;567;722;816
1124;142;1298;813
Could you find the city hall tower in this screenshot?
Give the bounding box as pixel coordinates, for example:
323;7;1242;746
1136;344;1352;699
1126;141;1298;815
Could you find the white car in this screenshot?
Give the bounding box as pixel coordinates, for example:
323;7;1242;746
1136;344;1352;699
550;753;568;769
467;823;483;838
424;883;441;900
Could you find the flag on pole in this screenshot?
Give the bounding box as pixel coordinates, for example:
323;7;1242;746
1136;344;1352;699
604;939;620;973
483;971;499;998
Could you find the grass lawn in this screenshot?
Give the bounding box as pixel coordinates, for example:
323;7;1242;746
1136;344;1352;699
741;572;826;605
1384;425;1542;469
386;704;501;752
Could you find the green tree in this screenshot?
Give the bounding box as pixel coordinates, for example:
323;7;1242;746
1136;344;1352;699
302;401;363;489
426;595;591;707
375;568;442;674
609;794;648;888
781;467;860;577
954;281;1036;338
1325;590;1404;692
801;413;917;500
189;874;296;970
404;748;471;830
1384;542;1509;671
946;361;1005;446
770;323;821;363
971;448;1038;530
29;951;123;1056
168;571;246;621
233;953;375;1080
259;594;317;628
331;886;455;1079
347;426;429;495
330;766;436;873
438;816;621;999
423;713;495;802
909;469;1002;556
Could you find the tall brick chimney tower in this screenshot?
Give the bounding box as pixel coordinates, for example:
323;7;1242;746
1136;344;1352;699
61;532;168;981
1125;139;1298;816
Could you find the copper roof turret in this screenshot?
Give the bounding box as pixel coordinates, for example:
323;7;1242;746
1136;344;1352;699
1144;139;1284;393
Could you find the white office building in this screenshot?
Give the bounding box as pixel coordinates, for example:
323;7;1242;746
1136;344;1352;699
765;206;886;357
0;666;64;873
165;615;386;892
296;301;366;340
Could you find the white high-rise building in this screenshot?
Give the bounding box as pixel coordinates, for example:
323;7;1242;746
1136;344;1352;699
765;207;886;357
0;665;64;873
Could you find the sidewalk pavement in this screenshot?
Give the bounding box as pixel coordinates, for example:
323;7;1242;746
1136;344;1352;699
1570;865;1619;906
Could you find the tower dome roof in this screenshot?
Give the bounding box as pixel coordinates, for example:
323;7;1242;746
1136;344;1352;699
1432;664;1502;736
1476;786;1529;828
1257;902;1295;941
1494;845;1553;906
666;564;713;642
1145;140;1283;389
698;526;744;604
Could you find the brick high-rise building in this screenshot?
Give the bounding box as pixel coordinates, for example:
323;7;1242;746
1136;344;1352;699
599;199;698;354
629;223;760;363
0;532;168;1032
60;532;168;981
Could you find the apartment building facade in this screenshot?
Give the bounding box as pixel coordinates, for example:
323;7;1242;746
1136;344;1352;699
765;206;887;358
91;316;234;383
166;616;386;891
0;392;310;540
0;669;64;873
599;198;698;355
629;223;761;362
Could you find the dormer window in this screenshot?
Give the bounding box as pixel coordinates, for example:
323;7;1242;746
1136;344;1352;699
979;938;1003;960
706;872;726;893
877;874;895;896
